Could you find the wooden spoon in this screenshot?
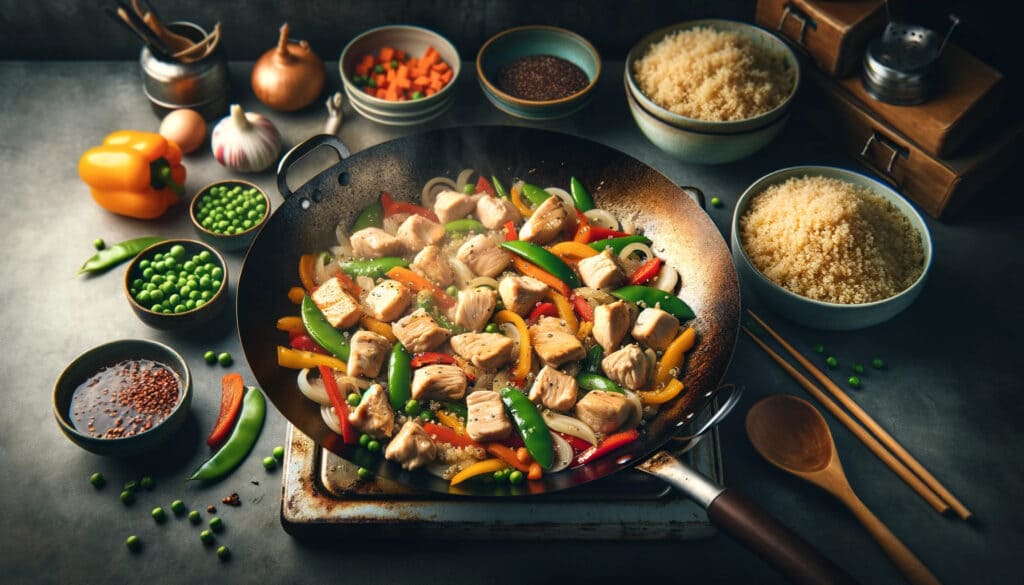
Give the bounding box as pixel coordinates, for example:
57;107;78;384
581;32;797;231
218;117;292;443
746;395;942;585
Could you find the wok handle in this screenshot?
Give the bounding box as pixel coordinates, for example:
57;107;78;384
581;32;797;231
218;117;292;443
276;134;352;200
708;489;859;585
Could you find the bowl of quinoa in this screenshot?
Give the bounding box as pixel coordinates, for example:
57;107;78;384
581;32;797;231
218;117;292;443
731;166;932;330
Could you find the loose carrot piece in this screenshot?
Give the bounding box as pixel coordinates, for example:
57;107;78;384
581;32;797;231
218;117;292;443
413;76;430;87
375;74;386;87
528;461;543;481
485;443;531;473
396;49;406;60
376;88;387;99
363;86;375;95
440;69;453;84
431;62;449;72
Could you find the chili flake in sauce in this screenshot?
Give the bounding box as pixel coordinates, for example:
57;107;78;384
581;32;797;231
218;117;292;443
70;359;181;438
495;55;589;101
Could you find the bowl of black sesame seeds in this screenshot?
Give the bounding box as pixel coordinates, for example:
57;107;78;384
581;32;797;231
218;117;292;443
476;26;601;120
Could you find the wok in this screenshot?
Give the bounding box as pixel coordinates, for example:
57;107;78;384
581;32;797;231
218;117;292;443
238;127;851;583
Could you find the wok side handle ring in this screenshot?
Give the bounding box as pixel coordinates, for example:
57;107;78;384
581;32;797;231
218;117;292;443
673;384;744;455
276;134;352;200
680;185;705;209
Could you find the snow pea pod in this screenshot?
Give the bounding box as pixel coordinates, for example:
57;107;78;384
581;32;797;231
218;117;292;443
570;177;595;211
78;236;164;274
500;387;553;469
188;387;266;482
611;285;695;321
581;345;604;375
301;295;351;360
492;176;509;199
588;235;652;255
520;183;552;206
444;218;486;234
387;342;411;410
500;240;581;289
339;257;409;278
576;373;625;394
352;201;383;231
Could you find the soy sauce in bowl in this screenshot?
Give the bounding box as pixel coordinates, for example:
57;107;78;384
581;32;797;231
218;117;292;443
70;359;182;439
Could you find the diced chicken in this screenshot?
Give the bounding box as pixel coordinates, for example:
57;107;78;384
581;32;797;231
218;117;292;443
574;390;631;434
434;190;478;224
528;366;578;412
465;390;513;442
476;195;521;229
593;300;632;354
454;288;497;332
310;276;362;329
450;333;515;371
411;245;454;288
601;344;650;391
457;234;511;278
347;384;395;439
346;330;391;378
498;275;548;316
411;364;468;401
396;214;445;254
577;249;625;290
632;308;680;351
519;195;576;245
350;227;406;259
385;420;438;470
392;308;450;353
362;279;412;322
529;316;586;367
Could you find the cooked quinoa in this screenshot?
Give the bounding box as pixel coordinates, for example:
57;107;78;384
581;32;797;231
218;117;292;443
632;26;794;121
738;176;924;304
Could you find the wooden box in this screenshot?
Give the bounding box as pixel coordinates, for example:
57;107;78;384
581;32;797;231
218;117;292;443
805;68;1022;220
755;0;887;78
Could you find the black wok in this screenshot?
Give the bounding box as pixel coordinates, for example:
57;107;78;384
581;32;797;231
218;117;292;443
237;126;853;583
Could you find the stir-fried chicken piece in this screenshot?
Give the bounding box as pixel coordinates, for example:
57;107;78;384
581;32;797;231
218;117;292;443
529;316;586;367
476;195;521;229
434;189;478;224
632;307;680;351
411;364;468;401
519;196;576;245
498;275;548;316
411;245;454;288
457;234;511;278
346;330;391;378
465;390;513;442
363;279;412;322
310;276;362;329
574;390;631;434
392;308;450;353
396;214;445;254
593;300;631;354
528;366;578;412
601;344;650;391
347;384;395;439
450;332;515;371
350;227;406;258
454;287;497;332
385;420;438;470
577;248;625;290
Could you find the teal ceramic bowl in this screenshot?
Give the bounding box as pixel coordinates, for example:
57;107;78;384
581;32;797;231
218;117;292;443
53;339;192;456
731;166;933;330
190;180;270;252
476;25;601;120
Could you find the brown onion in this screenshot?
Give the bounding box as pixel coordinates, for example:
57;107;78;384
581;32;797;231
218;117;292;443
251;23;325;111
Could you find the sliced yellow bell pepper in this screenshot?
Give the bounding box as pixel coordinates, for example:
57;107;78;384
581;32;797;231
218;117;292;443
435;409;466;435
549;241;598;264
576;320;593;341
547;290;579;334
276;316;305;335
494;310;531;385
450;458;509;486
277;346;348;373
656;327;696;386
360;315;397;343
510;184;534;217
638;378;685;405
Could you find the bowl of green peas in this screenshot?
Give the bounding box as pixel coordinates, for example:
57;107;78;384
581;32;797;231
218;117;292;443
124;240;228;330
189;180;270;252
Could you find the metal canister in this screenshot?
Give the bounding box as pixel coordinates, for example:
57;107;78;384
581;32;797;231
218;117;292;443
139;22;229;120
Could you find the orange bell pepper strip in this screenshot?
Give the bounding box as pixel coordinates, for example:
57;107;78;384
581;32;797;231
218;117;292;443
655;327;697;386
638;378;685;405
435;409;467;435
494;310;531;385
298;254;317;293
276;316;306;336
484;443;531;473
78;130;185;219
359;315;396;342
511;256;571;297
510;185;534;217
386;266;456;313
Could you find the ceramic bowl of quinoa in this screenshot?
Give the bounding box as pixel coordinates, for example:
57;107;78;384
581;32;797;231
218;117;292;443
731;166;933;330
476;25;601;120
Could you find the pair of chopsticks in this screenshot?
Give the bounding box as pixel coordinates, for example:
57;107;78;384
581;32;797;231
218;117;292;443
743;309;971;521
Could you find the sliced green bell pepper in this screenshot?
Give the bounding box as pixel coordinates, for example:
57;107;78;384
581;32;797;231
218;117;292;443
588;235;652;255
352;201;383;231
500;387;554;469
300;295;351;361
576;373;625;394
570;177;595;211
611;285;695;320
339;257;409;279
500;240;581;288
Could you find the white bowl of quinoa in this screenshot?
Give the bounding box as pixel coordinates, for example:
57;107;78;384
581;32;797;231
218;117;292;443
731;166;932;330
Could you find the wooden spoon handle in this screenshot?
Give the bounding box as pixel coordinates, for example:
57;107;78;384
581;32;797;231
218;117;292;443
842;492;943;585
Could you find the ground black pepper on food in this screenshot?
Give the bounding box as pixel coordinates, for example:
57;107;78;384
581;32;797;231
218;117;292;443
70;359;181;439
495;55;589;101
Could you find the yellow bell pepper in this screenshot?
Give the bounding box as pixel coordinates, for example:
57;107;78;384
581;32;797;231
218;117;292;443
360;315;397;342
77;130;185;219
656;327;696;386
450;458;508;486
638;378;685;405
276;346;348;372
276;316;305;335
547;290;579;334
494;310;531;385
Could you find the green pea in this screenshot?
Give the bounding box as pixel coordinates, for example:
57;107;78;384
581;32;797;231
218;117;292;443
89;472;105;489
853;363;865;374
493;470;507;482
149;289;164;302
273;446;285;461
419;410;434;422
346;392;360;407
120;490;135;505
357;467;373;480
169;244;186;258
411;91;424;100
446;285;459;297
209;516;224;533
123;480;139;492
710;197;722;208
211;280;222;291
140;476;155;490
199;529;215;545
359;434;371;447
216;545;230;560
203;350;217;364
848;376;862;388
211;266;223;280
825;356;838;368
171;500;185;515
125;535;141;552
462;183;476;194
404;399;421;416
262;456;277;470
813;343;825;354
872;358;885;369
188;510;201;525
198;250;211;262
366;440;381;453
508;470;524;484
151;507;166;523
217;352;232;366
139;259;150;269
151;304;164;313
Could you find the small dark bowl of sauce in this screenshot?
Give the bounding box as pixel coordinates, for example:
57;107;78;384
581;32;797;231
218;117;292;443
54;339;192;456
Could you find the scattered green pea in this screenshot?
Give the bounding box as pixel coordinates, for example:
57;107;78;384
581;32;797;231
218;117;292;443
359;433;371;447
710;197;722;208
273;446;285;461
217;352;232;366
853;363;865;374
140;476;155;490
151;507;166;523
366;440;381;453
462;183;476;195
93;238;105;250
209;517;224;533
120;490;135;505
485;323;500;334
508;470;524;485
848;375;862;388
262;456;277;470
825;356;838;368
199;529;215;545
188;510;201;525
357;467;373;480
125;535;141;552
346;392;361;407
813;343;825;354
446;284;459;297
171;500;185;515
493;470;507;482
89;472;105;489
872;358;885;369
123;480;138;492
404;399;421;416
194;184;267;236
217;545;231;560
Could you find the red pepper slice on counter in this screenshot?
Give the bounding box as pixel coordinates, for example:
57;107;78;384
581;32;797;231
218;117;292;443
503;220;518;242
475;176;497;198
573;429;640;467
320;365;358;445
289;333;329;355
380;191;439;223
628;257;663;286
557;432;594;454
570;294;594;322
206;373;246;448
586;226;632;242
527;302;560;324
409;352;457;368
423;422;480;449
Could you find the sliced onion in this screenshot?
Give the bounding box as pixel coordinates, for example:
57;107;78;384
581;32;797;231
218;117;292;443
422;176;457;209
652;264;679;293
467;276;499;290
575;286;615;306
541;410;598;446
548;431;574;473
321;405;343;435
498;322;520;355
297;368;331;406
619;217;637;235
584;209;619;230
313;253;342;287
356;275;375;295
455;168;476;193
622;390;644;430
545;187;574;211
449;257;475;289
491;369;511;393
619;242;654;262
339;375;372;391
333;227;354;258
425;462;454;479
644;348;658;376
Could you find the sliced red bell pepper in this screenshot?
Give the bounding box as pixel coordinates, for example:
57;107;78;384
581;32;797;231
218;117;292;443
573;429;640;467
475;176;496;198
503;220;518;241
527;302;559;324
556;431;594;454
289;333;329;354
496;433;525;450
380;191;439;223
628;257;663;285
423;422;480;449
206;373;246;448
410;352;456;368
571;294;594;322
319;365;358;445
587;226;631;242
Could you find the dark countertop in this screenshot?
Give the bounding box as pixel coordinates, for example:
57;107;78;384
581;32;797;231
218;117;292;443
1;60;1021;585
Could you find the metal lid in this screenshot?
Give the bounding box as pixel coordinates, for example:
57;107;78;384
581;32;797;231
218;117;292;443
861;14;959;106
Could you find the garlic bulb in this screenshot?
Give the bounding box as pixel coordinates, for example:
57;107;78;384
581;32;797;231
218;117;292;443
211;104;282;173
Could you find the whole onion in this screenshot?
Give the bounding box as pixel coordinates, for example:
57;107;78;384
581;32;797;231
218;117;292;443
251;23;326;112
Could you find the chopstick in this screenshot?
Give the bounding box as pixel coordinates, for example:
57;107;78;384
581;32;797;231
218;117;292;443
745;310;972;520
